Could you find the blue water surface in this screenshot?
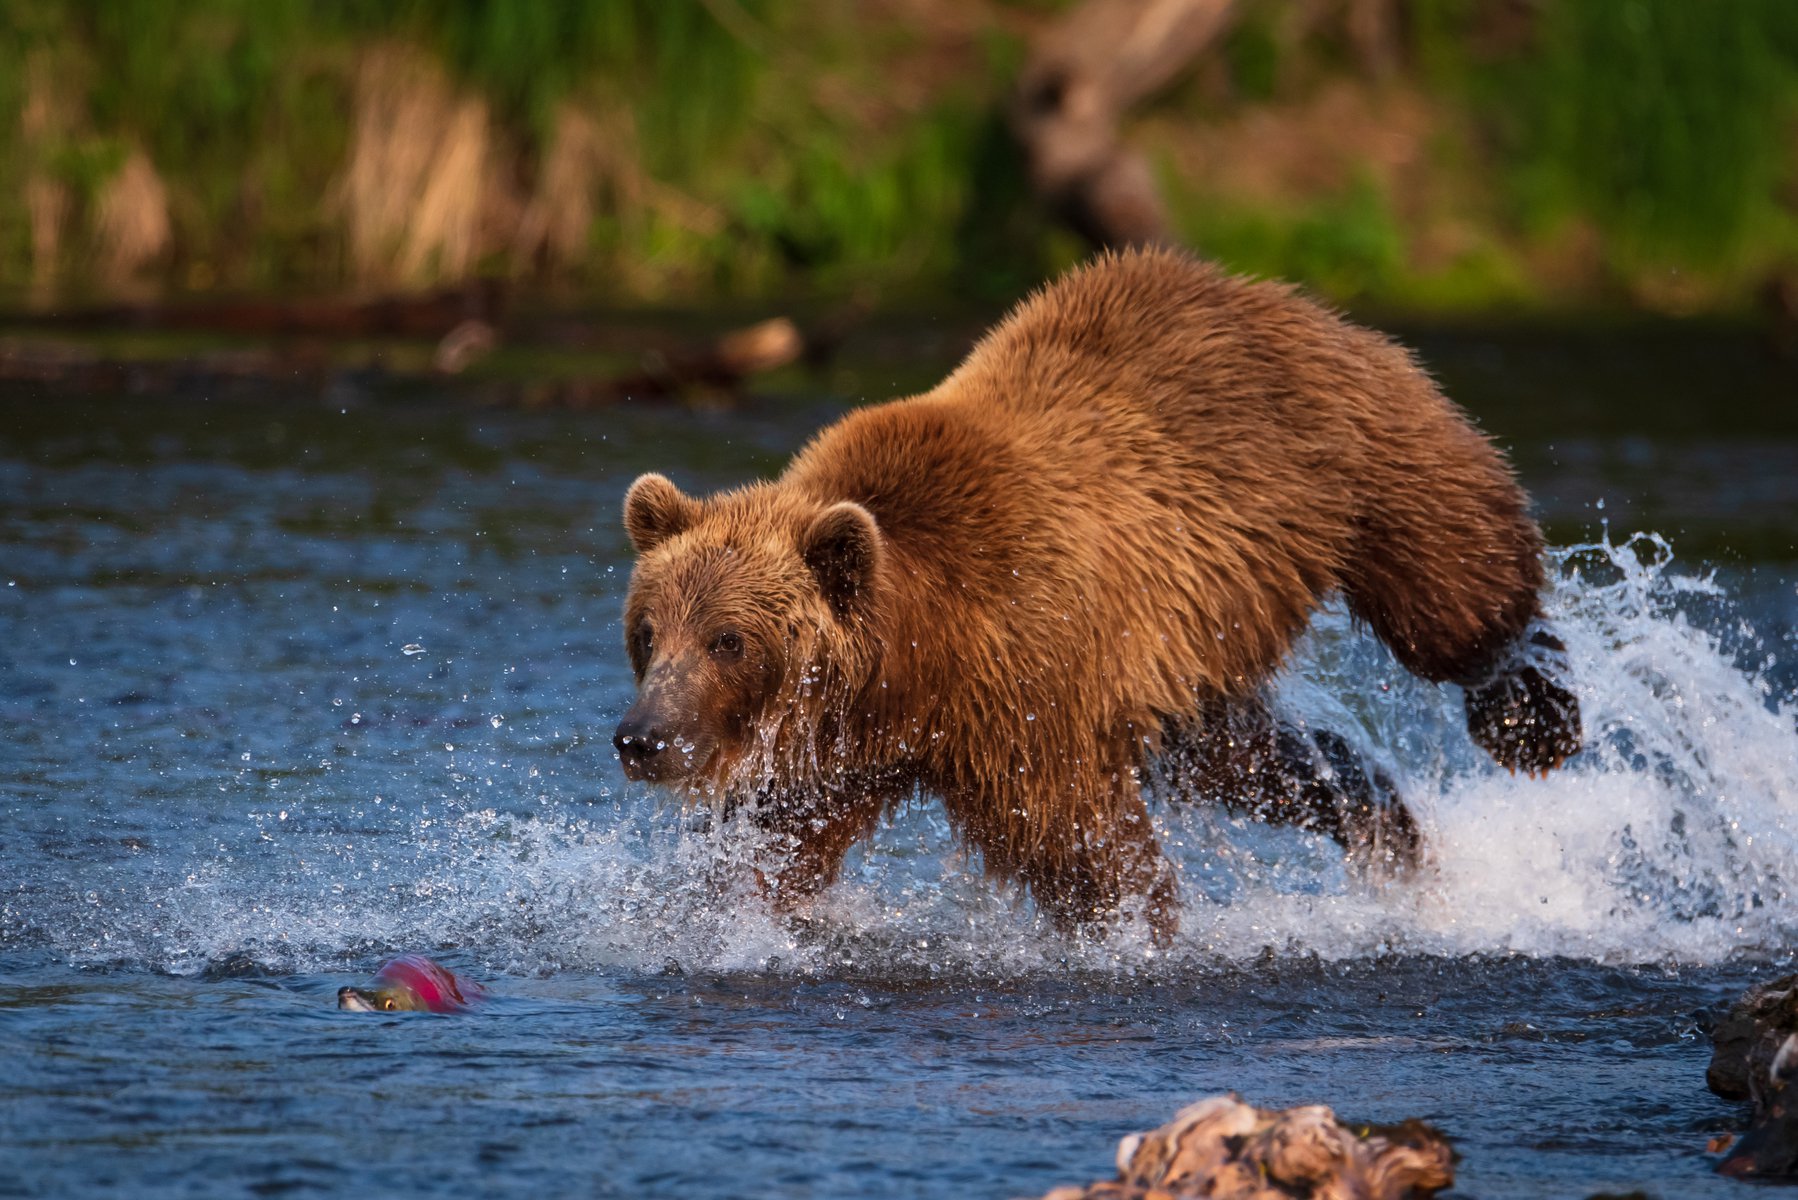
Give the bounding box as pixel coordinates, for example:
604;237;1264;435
2;327;1797;1198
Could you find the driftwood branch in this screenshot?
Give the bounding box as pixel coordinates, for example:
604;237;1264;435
1010;0;1236;249
1036;1094;1454;1200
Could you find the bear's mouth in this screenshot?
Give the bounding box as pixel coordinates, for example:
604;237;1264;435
617;732;715;785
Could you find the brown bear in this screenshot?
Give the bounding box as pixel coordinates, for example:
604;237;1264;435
613;248;1580;942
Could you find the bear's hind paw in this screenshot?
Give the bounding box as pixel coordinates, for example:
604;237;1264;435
1464;655;1582;777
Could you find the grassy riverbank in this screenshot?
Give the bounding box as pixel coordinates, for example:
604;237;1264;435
2;0;1796;314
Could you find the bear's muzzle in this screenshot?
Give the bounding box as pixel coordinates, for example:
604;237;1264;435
613;707;675;780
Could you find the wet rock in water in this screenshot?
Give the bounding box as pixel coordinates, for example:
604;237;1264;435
1715;1036;1798;1180
1709;974;1798;1102
1708;973;1798;1179
1035;1094;1454;1200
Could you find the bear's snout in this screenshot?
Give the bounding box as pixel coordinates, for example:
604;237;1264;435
613;709;674;780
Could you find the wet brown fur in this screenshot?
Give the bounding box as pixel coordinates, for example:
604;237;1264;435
619;249;1569;939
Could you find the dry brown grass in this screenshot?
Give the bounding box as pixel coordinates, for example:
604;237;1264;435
94;147;173;285
335;47;735;291
19;52;170;294
1143;76;1510;279
397;95;492;280
512;100;732;293
24;178;71;294
20;53;74;293
511;103;639;269
338;45;502;285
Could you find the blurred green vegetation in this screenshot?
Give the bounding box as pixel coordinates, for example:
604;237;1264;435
1;0;1795;313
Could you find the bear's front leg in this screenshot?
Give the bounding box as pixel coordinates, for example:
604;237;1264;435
962;775;1180;947
748;777;896;914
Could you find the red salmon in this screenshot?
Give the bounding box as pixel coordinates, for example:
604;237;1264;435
337;954;487;1013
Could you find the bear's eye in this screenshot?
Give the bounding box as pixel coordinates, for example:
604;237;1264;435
710;630;744;661
629;622;654;672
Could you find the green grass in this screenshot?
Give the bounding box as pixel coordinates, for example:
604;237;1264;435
1171;173;1406;303
1509;0;1798;265
1415;0;1798;289
1;0;1796;310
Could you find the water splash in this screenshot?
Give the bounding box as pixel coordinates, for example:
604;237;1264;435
8;535;1795;978
1186;533;1798;965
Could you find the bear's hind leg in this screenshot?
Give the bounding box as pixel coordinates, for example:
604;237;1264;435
1342;476;1582;775
1159;702;1420;871
1300;727;1420;868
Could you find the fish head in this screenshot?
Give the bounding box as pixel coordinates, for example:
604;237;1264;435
339;954;483;1014
337;984;430;1013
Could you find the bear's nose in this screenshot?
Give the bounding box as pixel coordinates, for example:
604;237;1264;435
613;712;670;779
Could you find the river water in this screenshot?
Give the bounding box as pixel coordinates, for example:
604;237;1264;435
1;324;1796;1197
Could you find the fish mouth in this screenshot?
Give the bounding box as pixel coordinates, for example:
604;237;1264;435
337;986;378;1012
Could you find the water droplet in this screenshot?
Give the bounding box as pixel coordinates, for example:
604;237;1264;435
332;698;343;707
1026;713;1037;721
350;713;362;724
68;658;76;666
490;715;503;728
402;643;426;656
444;743;455;751
654;740;667;751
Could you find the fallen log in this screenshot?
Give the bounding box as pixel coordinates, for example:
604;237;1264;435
0;313;815;410
551;316;805;407
5;279;507;340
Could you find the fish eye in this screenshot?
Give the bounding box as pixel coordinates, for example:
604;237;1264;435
381;997;396;1011
710;630;744;661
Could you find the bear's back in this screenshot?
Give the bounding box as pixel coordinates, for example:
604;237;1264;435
782;249;1509;714
959;249;1431;453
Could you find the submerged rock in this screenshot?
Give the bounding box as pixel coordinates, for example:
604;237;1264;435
1709;973;1798;1180
1036;1094;1454;1200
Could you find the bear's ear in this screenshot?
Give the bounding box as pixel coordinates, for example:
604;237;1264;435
800;502;882;619
623;473;700;553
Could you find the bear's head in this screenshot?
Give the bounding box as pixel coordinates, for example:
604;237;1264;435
613;472;885;793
